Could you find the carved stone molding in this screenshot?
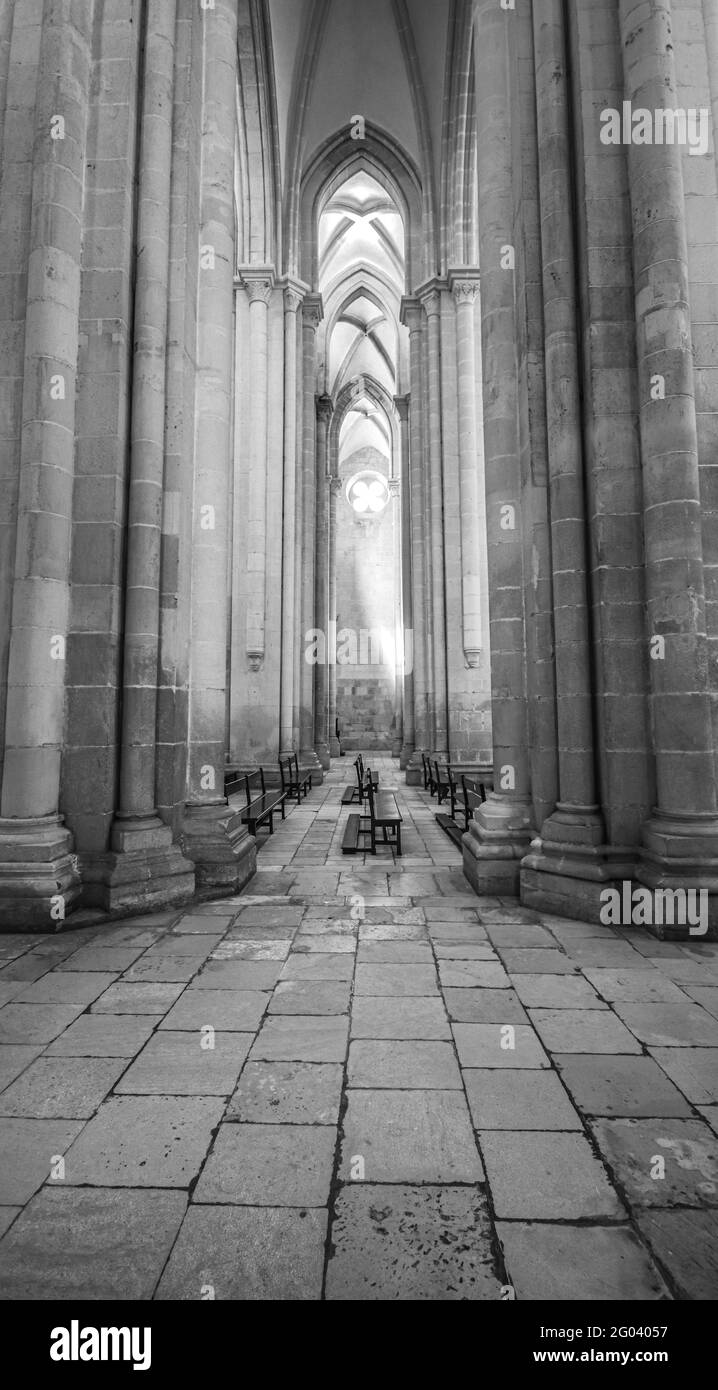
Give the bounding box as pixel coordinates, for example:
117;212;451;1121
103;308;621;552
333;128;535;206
303;292;324;332
316;393;334;427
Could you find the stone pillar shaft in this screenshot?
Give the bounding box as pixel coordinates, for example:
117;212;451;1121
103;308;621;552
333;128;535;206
452;274;483;665
422;287;449;757
328;477;341;756
401;301;430;777
0;0;95;925
280;283;303;754
299;294;323;774
390;477;404;757
242;271;273;666
314;394;333;768
395;395;415;767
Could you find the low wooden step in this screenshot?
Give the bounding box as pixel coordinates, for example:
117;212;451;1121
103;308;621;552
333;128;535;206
436;813;464;850
342;786;359;806
342;814;366;854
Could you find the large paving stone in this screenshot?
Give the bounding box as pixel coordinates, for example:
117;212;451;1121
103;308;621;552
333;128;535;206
511;974;606;1010
498;949;577;975
62;1096;224;1186
350;996;451;1040
438;960;510;990
159;989;268;1032
293;934;357;954
325;1185;502;1300
442;988;528;1025
194;961;283;991
590;1117;718;1208
480;1131;624;1221
227;1061;343;1125
452;1024;550;1069
120;956;202;984
528;1009;643;1054
193;1123;335;1206
432;943;496;960
635;1210;718;1300
358;923;427;941
0;1187;186;1300
561;940;645;968
464;1069;582;1130
57;946;147;972
91;983;184;1015
279;953;354;982
497;1222;669;1301
683;987;718;1020
143;936;221;958
354;964;438;997
0;1209;19;1238
171;914;235;934
0;1044;44;1089
250;1015;349;1063
215;939;290;961
582;968;687;1004
0;1003;86;1045
0;1057;127;1118
0;1118;85;1203
484;925;556;949
555;1054;693;1118
269;980;351;1015
613;1003;718;1047
356;942;433;964
14;972;119;1005
236;906;305;928
114;1032;252;1096
340;1090;483;1182
650;1048;718;1104
347;1040;462;1089
45;1014;162;1057
155;1205;327;1300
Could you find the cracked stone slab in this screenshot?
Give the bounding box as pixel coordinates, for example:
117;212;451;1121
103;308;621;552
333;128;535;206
442;988;528;1025
635;1209;718;1300
527;1009;643;1054
581;968;688;1005
0;1118;85;1204
510;974;606;1010
497;1222;670;1301
437;960;510;990
226;1061;343;1125
192;1122;335;1206
464;1069;582;1130
340;1089;483;1183
497;949;577;975
193;961;283;991
452;1023;550;1069
62;1095;225;1187
0;1056;128;1119
590;1117;718;1209
114;1031;252;1096
325;1185;503;1300
0;1187;187;1300
611;1003;718;1048
250;1015;349;1063
155;1205;327;1300
555;1054;694;1118
480;1131;624;1221
347;1040;462;1089
158;988;268;1032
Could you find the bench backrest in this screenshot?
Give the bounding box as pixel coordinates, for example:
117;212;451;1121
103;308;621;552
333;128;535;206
364;768;377;821
354;757;364;793
245;768;267;805
292;752;302;779
462;774;486;815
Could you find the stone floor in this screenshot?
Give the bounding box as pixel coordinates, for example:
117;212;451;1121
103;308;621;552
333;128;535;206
0;758;717;1300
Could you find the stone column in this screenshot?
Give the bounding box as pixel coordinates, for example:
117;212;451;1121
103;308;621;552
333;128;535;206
395;395;415;768
181;0;255;894
620;0;718;928
464;0;534;896
298;293;324;779
280;280;305;755
521;0;607;921
450;272;483;667
328;476;342;756
103;0;194;913
401;299;430;782
241;269;274;670
420;283;449;759
314;394;333;769
389;477;404;757
0;0;95;927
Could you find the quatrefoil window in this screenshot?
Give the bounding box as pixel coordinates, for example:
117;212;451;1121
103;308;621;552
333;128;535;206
346;471;390;515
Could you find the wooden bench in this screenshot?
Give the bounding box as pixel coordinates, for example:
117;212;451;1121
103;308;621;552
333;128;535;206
421;752;435;793
224;770;244;798
279;755;311;804
460;774;487;831
241;769;286;837
361;768;402;856
434;760;460;816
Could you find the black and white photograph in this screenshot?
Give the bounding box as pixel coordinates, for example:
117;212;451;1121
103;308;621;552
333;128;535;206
0;0;716;1350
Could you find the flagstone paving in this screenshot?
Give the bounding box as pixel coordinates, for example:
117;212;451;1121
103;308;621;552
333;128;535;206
0;758;717;1300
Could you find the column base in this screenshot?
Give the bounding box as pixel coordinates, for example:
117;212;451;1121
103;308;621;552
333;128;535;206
636;812;718;939
462;793;534;896
406;751;425;786
0;816;81;932
299;750;324;784
314;742;331;772
329;737;341;757
99;815;195;917
519;804;616;924
181;802;257;898
400;740;415;771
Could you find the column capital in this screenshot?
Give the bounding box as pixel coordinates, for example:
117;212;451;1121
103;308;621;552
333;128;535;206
449;268;481;305
238;266;276;305
330;476;343;497
394;393;410;422
316;393;334;426
416;277;448;318
400;296;424;334
283;276;310;314
303;292;324;332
